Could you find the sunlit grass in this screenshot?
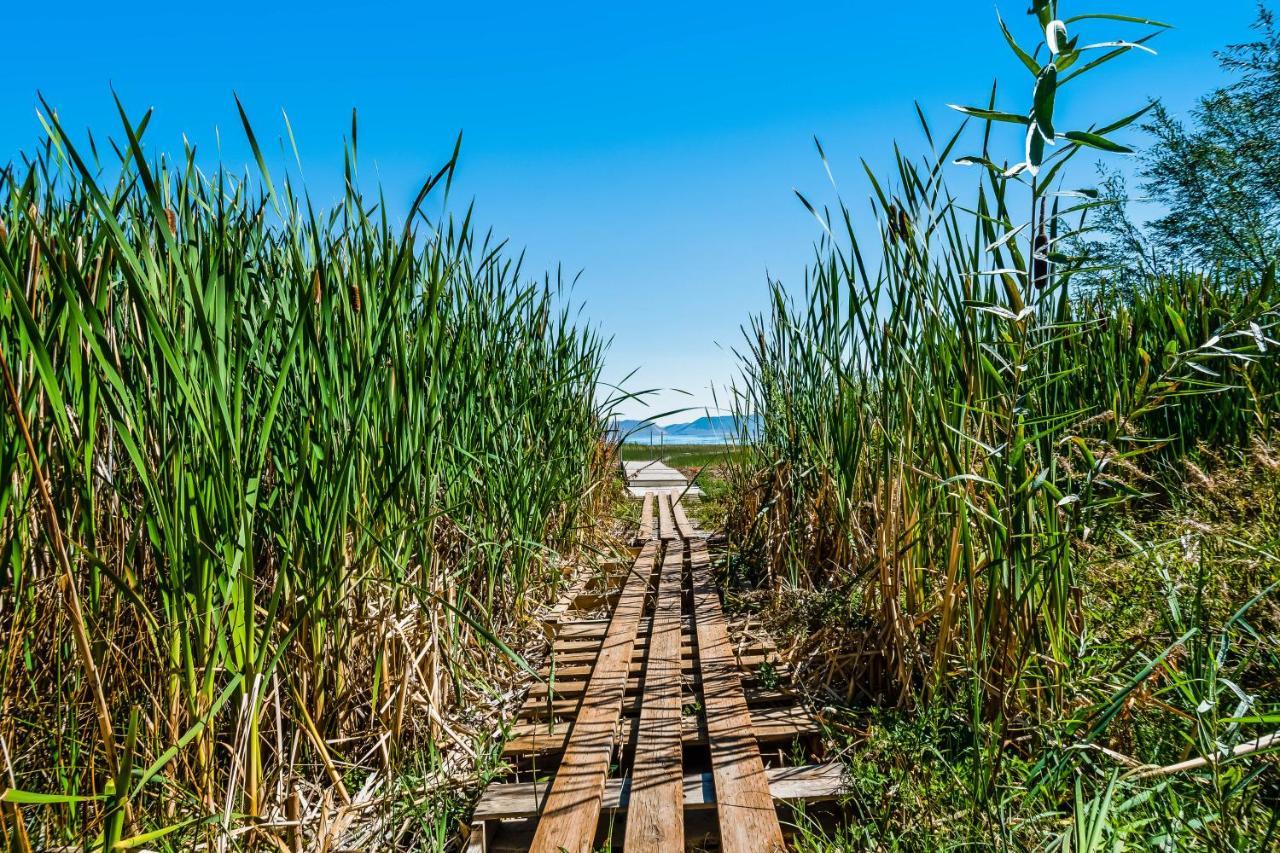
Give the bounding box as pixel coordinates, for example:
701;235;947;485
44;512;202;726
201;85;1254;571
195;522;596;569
0;99;615;848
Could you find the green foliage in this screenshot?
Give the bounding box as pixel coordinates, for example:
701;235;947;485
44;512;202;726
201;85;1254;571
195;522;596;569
0;102;612;847
1083;6;1280;283
782;466;1280;849
1143;7;1280;274
724;0;1280;841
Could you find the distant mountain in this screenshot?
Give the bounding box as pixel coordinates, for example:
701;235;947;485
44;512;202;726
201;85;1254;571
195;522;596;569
614;418;666;441
664;415;753;438
613;414;758;444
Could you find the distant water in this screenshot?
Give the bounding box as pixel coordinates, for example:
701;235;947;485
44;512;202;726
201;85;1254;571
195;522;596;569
621;435;744;446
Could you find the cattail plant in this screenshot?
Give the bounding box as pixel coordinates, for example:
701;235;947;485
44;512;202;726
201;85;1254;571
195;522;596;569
0;98;618;848
726;0;1278;806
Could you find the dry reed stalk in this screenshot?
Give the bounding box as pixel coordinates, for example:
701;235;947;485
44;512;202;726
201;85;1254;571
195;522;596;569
0;345;127;832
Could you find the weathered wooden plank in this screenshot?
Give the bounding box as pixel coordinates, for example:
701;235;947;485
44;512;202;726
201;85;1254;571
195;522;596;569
537;650;778;681
555;612;776;642
552;641;777;664
637;491;655;543
625;540;686;850
690;537;786;852
553;617;626;638
547;641;693;666
623;460;689;484
463;821;487;853
656;491;676;541
672;496;696;540
505;704;815;756
516;683;798;724
522;660;790;701
526;541;657;853
543;579;588;629
543;560;633;629
550;639;776;663
474;762;846;821
518;684;797;725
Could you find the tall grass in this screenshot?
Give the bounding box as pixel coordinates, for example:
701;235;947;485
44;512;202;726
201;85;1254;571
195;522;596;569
0;100;613;848
725;0;1279;813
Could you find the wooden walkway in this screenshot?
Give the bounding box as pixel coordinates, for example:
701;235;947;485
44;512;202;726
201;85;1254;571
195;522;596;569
466;475;844;851
622;460;703;498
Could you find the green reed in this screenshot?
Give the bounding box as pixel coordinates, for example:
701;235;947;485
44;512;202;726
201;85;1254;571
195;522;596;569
725;0;1278;800
0;100;613;848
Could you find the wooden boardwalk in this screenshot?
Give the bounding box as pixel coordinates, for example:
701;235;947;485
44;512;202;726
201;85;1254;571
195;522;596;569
622;460;703;498
466;471;844;851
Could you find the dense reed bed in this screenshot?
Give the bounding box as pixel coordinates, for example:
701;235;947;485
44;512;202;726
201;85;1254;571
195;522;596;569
0;104;613;848
731;153;1278;710
726;3;1280;846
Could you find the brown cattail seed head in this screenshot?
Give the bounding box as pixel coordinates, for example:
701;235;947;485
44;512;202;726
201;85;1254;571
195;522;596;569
350;283;362;313
164;208;177;236
1033;198;1050;290
0;219;7;241
1033;231;1050;290
887;204;912;245
312;269;322;305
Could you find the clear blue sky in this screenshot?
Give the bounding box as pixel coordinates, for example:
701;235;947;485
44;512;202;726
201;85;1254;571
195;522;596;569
2;1;1260;421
